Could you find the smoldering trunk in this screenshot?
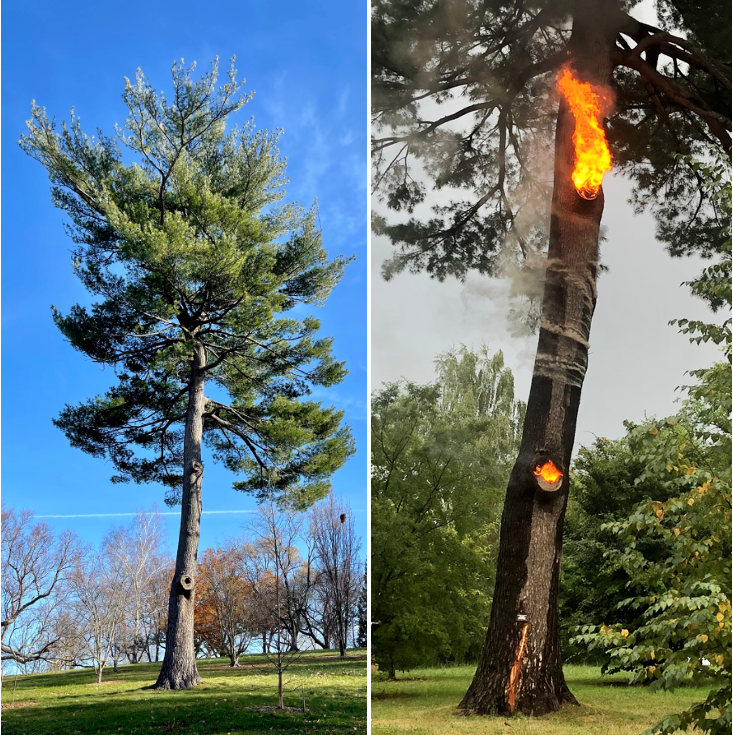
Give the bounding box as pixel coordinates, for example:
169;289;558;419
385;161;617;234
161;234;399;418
460;0;620;717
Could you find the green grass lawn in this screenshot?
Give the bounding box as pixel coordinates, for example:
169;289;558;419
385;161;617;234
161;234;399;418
371;664;714;735
1;649;367;735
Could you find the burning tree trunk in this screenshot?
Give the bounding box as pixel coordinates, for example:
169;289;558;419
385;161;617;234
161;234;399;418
154;343;206;690
460;5;617;717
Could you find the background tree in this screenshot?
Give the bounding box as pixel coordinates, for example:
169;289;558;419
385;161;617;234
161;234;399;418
240;542;279;654
21;57;355;690
68;550;127;684
195;544;256;666
102;509;169;664
573;365;731;735
247;503;315;653
372;0;730;715
356;562;367;650
141;560;175;663
308;494;362;656
559;434;674;660
572;161;731;735
247;503;313;709
371;347;523;677
1;508;81;668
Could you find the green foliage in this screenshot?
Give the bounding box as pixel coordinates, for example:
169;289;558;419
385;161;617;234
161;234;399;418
372;0;730;285
560;435;677;661
570;161;731;734
667;157;732;360
371;346;524;674
572;399;732;733
21;58;355;509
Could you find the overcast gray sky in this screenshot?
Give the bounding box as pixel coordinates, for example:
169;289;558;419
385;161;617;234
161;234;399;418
371;0;724;449
372;171;722;448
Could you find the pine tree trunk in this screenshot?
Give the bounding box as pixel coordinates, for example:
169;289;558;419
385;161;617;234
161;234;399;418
459;1;618;717
154;342;206;690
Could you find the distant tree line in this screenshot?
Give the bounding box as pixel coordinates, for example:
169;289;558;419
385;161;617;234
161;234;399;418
371;346;525;677
1;494;365;683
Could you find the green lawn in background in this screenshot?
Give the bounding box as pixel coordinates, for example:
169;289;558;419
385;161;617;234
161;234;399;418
371;664;713;735
1;649;367;735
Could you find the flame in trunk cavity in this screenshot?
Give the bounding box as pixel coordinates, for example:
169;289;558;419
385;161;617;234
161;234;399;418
557;67;612;200
534;459;562;485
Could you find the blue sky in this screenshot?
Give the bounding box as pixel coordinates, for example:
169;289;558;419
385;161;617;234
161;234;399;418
1;1;367;555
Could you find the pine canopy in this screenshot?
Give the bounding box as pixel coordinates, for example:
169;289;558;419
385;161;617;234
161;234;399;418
21;58;355;509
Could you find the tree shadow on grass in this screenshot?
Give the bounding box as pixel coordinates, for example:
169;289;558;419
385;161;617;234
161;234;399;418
1;688;366;735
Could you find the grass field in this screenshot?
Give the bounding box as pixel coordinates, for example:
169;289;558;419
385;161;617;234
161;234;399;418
1;649;367;735
371;664;714;735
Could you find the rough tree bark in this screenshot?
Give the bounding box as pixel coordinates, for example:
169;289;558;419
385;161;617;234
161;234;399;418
459;1;619;717
154;342;206;690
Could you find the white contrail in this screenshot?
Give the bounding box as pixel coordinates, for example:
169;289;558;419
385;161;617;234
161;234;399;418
36;510;256;519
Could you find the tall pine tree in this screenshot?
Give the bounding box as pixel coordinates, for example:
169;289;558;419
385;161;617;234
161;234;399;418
22;58;355;689
372;0;730;716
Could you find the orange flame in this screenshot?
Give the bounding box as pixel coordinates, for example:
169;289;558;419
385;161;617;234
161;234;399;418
534;460;562;485
557;67;612;200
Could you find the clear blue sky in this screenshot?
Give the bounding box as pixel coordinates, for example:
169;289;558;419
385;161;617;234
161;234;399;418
1;1;367;555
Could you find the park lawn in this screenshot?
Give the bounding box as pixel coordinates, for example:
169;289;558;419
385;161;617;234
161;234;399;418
1;649;367;735
371;664;716;735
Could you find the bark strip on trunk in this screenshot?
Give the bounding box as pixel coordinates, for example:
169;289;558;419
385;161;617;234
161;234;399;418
154;342;206;690
459;0;619;717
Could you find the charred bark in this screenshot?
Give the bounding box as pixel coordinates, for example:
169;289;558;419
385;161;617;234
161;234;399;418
459;1;618;717
154;342;206;690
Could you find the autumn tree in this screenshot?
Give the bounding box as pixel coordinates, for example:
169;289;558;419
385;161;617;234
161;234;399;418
196;544;256;666
372;0;730;716
22;57;355;689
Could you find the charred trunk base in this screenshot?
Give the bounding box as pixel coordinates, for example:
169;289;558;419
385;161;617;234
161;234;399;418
459;662;578;716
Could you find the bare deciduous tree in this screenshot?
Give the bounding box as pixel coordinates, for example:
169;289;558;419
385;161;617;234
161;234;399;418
141;561;175;662
241;541;279;654
103;509;169;664
1;507;81;667
246;504;314;709
69;552;127;684
249;505;316;652
308;495;362;656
